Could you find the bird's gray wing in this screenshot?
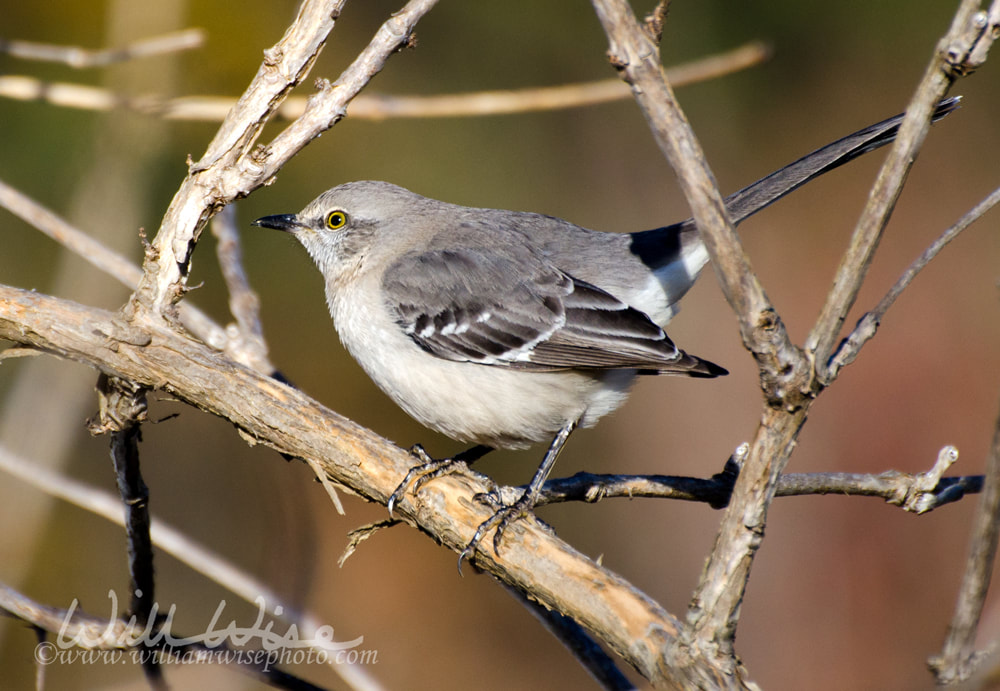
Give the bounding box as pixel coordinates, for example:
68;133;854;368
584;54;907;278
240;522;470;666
382;247;724;375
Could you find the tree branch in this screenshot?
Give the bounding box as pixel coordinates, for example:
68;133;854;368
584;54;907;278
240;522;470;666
829;183;1000;377
805;0;1000;382
589;1;998;685
0;177;228;351
89;375;160;685
533;456;980;514
589;4;808;682
127;0;439;321
0;283;686;683
0;29;204;68
930;397;1000;683
0;41;768;121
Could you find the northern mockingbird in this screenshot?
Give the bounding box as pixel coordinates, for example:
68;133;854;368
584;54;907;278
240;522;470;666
253;99;957;560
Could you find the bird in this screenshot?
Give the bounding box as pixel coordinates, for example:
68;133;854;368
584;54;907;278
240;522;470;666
253;98;958;561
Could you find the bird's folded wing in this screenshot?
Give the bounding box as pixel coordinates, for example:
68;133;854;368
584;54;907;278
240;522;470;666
383;247;723;375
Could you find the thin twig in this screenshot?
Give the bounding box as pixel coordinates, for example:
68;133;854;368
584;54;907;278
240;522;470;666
0;41;768;121
0;29;204;68
0;178;229;351
211;206;275;373
532;462;980;514
929;398;1000;683
805;0;998;382
128;0;440;324
829;183;1000;376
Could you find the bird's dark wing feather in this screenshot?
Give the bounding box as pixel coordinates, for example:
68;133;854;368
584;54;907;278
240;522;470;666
382;247;725;376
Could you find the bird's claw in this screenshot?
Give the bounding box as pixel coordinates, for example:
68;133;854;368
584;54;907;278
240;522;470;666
457;491;537;574
387;444;468;518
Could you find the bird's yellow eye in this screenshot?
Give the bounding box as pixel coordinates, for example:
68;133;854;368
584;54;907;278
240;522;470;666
325;210;348;230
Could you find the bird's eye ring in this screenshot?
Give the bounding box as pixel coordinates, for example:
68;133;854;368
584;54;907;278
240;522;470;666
325;210;348;230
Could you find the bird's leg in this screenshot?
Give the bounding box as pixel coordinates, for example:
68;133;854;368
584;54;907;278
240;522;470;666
387;443;494;516
460;419;578;565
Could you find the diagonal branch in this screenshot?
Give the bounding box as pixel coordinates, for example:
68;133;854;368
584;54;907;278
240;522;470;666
0;581;327;691
805;0;1000;382
0;283;685;684
129;0;439;321
589;4;809;684
829;183;1000;377
0;178;228;351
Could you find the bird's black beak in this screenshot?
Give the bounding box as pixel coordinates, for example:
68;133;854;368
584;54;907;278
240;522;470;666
252;214;301;232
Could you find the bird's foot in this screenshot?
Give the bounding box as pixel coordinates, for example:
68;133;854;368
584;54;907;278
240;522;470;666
458;488;545;569
387;443;492;517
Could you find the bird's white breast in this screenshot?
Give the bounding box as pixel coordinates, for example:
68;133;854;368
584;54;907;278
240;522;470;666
327;273;635;449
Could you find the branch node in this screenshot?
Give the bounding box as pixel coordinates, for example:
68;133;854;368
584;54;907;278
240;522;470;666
941;4;1000;77
891;445;961;513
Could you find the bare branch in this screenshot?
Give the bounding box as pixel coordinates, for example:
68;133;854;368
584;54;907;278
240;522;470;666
589;1;998;684
0;284;686;682
502;581;635;691
127;0;439;324
829;183;1000;376
0;29;204;68
0;581;137;649
210;206;275;373
805;0;1000;382
0;177;141;289
0;41;768;121
589;3;809;681
930;399;1000;683
89;375;160;684
532;458;980;514
0;178;232;351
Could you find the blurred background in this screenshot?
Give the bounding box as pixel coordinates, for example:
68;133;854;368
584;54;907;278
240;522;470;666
1;1;998;689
